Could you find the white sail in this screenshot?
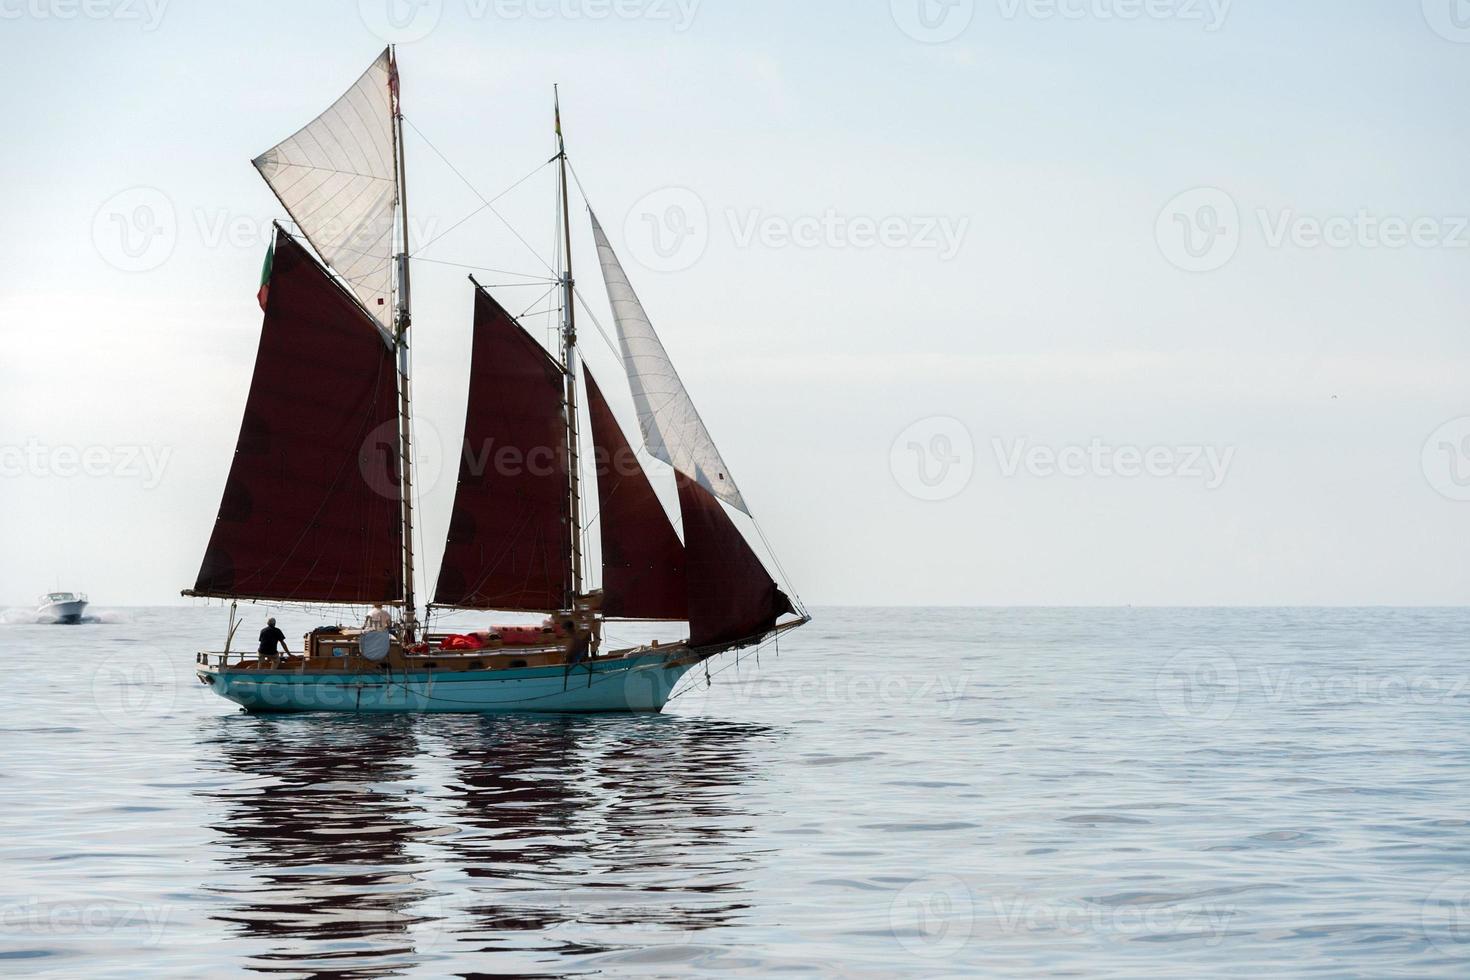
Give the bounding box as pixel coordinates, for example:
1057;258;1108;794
590;210;748;514
253;49;397;330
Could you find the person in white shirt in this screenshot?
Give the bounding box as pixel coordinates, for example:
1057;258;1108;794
364;604;392;631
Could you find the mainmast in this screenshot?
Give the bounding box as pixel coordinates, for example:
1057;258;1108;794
391;47;419;640
556;87;585;603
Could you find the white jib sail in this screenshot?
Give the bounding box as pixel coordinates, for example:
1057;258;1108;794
590;210;748;515
253;49;397;330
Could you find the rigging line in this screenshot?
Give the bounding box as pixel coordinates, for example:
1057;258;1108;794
665;634;776;705
572;287;620;360
409;256;557;281
565;157;595;212
401;116;556;273
516;285;558;324
753;516;806;617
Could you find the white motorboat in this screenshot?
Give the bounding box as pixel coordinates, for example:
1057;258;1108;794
37;592;88;624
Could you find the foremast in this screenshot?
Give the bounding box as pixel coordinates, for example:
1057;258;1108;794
555;87;586;607
390;47;419;640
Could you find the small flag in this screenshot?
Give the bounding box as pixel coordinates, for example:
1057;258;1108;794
257;240;274;311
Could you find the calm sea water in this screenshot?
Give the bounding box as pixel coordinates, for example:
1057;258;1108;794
4;606;1470;977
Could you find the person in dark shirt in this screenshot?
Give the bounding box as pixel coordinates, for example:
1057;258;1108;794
258;617;289;666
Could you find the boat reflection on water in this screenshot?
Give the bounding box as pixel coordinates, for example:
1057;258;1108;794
198;715;439;976
197;712;775;973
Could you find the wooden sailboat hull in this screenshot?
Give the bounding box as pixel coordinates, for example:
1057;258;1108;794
196;651;696;715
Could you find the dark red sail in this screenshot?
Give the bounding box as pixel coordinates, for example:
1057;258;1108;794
433;287;572;611
584;369;688;620
192;230;404;603
676;473;793;649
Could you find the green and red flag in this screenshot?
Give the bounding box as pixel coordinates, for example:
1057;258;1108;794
256;239;274;311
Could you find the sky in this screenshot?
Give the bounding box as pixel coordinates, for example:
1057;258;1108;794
3;0;1470;608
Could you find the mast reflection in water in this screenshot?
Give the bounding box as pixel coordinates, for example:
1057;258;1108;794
196;712;774;974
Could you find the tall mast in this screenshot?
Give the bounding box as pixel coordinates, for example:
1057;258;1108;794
391;46;419;639
556;86;585;603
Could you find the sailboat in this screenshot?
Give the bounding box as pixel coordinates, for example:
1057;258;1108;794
187;48;808;714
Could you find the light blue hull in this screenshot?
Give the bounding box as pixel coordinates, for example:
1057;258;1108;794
198;652;695;715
